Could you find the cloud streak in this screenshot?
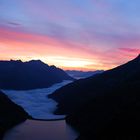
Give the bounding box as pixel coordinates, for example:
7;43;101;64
0;0;140;70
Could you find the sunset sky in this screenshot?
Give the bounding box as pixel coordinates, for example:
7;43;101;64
0;0;140;71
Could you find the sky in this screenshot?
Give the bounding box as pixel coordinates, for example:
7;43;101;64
0;0;140;71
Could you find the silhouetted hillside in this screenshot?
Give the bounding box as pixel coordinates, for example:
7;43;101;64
0;60;74;90
0;90;30;139
49;54;140;114
66;78;140;139
49;54;140;139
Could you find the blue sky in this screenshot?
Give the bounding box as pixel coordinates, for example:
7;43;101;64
0;0;140;70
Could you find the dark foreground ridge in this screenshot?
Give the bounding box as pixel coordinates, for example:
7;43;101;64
0;90;30;139
0;60;74;90
49;54;140;139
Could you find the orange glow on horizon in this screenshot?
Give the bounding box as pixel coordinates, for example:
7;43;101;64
0;28;140;71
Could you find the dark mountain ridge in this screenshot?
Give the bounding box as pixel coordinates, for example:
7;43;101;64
0;90;30;139
49;54;140;139
0;60;74;90
49;54;140;114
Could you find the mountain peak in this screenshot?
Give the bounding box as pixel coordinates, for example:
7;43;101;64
29;60;43;63
10;59;22;63
27;60;49;67
0;59;74;90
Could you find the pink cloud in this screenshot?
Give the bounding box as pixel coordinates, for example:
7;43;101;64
119;47;140;53
0;27;140;71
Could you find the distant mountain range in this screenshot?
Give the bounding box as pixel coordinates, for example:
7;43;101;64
0;60;74;90
49;54;140;139
66;70;104;79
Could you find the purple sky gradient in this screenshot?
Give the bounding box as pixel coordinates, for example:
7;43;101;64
0;0;140;70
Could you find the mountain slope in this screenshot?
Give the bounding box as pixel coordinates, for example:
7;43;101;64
49;54;140;139
67;80;140;139
0;90;30;139
0;60;74;90
49;54;140;114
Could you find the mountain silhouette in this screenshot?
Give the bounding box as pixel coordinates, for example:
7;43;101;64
49;54;140;139
49;54;140;113
0;60;74;90
66;70;104;79
0;90;30;139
